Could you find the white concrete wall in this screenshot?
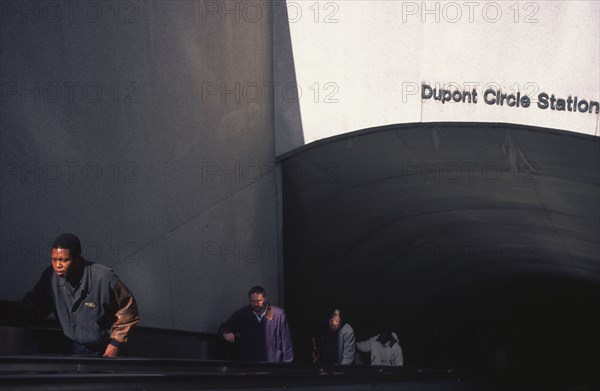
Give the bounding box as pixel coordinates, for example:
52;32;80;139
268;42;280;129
275;0;600;155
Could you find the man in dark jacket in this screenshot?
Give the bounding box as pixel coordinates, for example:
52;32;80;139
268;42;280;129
219;286;294;363
0;233;140;357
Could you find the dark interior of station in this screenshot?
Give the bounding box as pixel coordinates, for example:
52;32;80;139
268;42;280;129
282;123;599;385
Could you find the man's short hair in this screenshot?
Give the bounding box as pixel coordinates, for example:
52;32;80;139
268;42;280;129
249;286;266;297
51;233;82;257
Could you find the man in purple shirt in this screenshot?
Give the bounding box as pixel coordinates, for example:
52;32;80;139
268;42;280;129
219;286;294;363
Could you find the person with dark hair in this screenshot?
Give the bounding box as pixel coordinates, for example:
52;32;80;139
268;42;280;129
218;285;294;363
0;233;140;357
312;308;355;365
356;331;403;366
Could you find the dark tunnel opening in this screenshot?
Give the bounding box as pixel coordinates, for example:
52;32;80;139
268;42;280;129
282;123;599;382
394;273;600;372
285;264;599;375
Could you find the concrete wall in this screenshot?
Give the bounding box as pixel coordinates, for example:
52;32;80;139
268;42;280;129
0;0;280;332
275;1;600;155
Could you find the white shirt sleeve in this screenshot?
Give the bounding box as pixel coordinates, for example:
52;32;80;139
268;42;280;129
356;338;373;353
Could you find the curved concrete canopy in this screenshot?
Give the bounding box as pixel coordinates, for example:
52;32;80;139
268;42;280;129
282;122;599;372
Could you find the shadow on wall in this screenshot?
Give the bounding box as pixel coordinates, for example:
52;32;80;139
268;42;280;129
1;0;281;333
274;1;304;156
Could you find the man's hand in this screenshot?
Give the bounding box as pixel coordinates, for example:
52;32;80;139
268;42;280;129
223;332;236;343
103;344;120;357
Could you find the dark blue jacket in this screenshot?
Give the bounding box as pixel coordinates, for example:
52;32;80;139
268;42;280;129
3;260;139;345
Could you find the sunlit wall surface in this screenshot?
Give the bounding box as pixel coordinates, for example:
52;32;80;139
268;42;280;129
275;1;599;155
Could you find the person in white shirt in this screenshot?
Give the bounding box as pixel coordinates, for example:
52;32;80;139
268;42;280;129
356;331;403;366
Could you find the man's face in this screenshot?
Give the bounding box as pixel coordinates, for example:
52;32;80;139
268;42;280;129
329;314;341;331
51;248;79;280
249;293;267;313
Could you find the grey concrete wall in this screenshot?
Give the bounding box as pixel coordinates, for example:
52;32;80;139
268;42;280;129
0;0;280;332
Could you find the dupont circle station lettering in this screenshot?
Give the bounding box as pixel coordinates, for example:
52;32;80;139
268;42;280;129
421;83;600;114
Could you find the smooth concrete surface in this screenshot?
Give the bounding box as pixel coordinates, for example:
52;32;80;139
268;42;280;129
274;1;600;155
167;177;280;332
273;1;304;158
1;1;280;331
111;237;172;329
